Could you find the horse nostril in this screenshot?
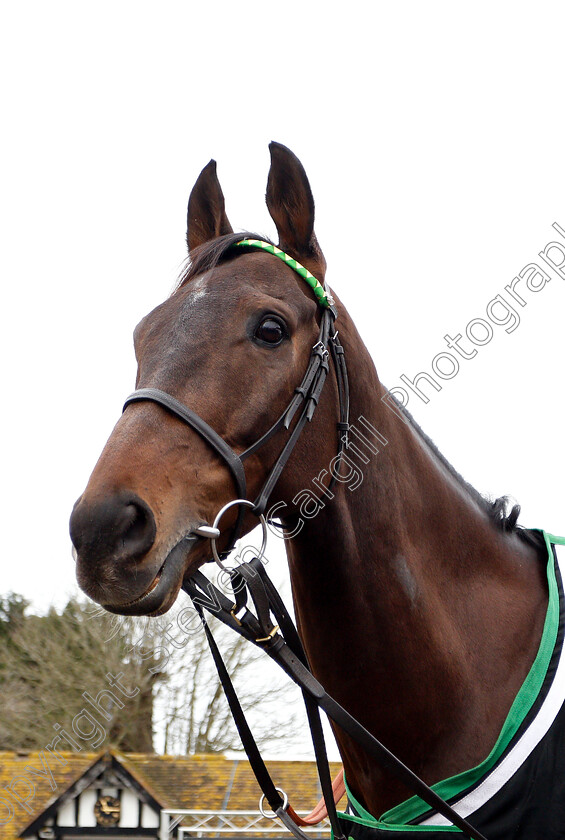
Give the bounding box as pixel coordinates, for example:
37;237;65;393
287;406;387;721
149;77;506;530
69;492;156;564
117;501;156;559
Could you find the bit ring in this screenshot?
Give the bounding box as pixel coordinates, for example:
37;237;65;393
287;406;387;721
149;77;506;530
210;499;268;570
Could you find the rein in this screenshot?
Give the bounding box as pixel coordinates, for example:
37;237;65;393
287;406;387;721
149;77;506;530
122;241;487;840
183;553;488;840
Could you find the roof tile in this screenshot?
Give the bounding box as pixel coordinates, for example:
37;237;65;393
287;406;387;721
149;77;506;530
0;751;343;840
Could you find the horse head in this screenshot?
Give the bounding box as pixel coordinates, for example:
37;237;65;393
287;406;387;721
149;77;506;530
69;143;341;616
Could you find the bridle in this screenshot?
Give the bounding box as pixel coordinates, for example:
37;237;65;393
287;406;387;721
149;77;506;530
123;238;350;553
122;240;487;840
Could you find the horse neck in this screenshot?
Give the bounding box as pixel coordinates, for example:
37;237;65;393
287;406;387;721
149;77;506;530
284;313;548;817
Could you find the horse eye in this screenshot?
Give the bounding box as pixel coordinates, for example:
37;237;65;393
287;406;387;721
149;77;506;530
254;318;285;345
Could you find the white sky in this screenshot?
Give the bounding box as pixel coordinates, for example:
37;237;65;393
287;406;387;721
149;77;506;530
1;2;564;623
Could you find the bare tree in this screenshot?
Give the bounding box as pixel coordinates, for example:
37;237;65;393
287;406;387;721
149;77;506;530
152;605;305;755
0;597;162;752
0;561;309;756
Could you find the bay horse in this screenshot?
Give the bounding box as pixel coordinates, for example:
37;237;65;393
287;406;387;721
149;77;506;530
70;143;564;838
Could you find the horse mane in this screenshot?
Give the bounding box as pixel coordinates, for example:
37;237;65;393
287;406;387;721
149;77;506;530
391;396;544;550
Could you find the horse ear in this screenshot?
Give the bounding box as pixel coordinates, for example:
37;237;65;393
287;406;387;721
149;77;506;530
187;160;233;252
266;142;326;278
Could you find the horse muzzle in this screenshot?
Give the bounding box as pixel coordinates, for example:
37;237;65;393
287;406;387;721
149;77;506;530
70;490;199;615
101;533;200;616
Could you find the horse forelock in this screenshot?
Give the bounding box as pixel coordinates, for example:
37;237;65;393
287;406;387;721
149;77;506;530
176;232;274;292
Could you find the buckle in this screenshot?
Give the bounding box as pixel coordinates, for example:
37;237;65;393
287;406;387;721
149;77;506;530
312;340;329;359
255;625;280;644
230;604;246;627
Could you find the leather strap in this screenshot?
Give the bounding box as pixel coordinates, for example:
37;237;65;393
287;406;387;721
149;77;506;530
123;306;348;528
123;388;248;552
184;565;347;840
287;770;344;826
183;563;489;840
123;388;247;500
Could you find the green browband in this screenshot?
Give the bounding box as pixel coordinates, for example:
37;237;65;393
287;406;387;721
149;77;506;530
232;238;334;309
